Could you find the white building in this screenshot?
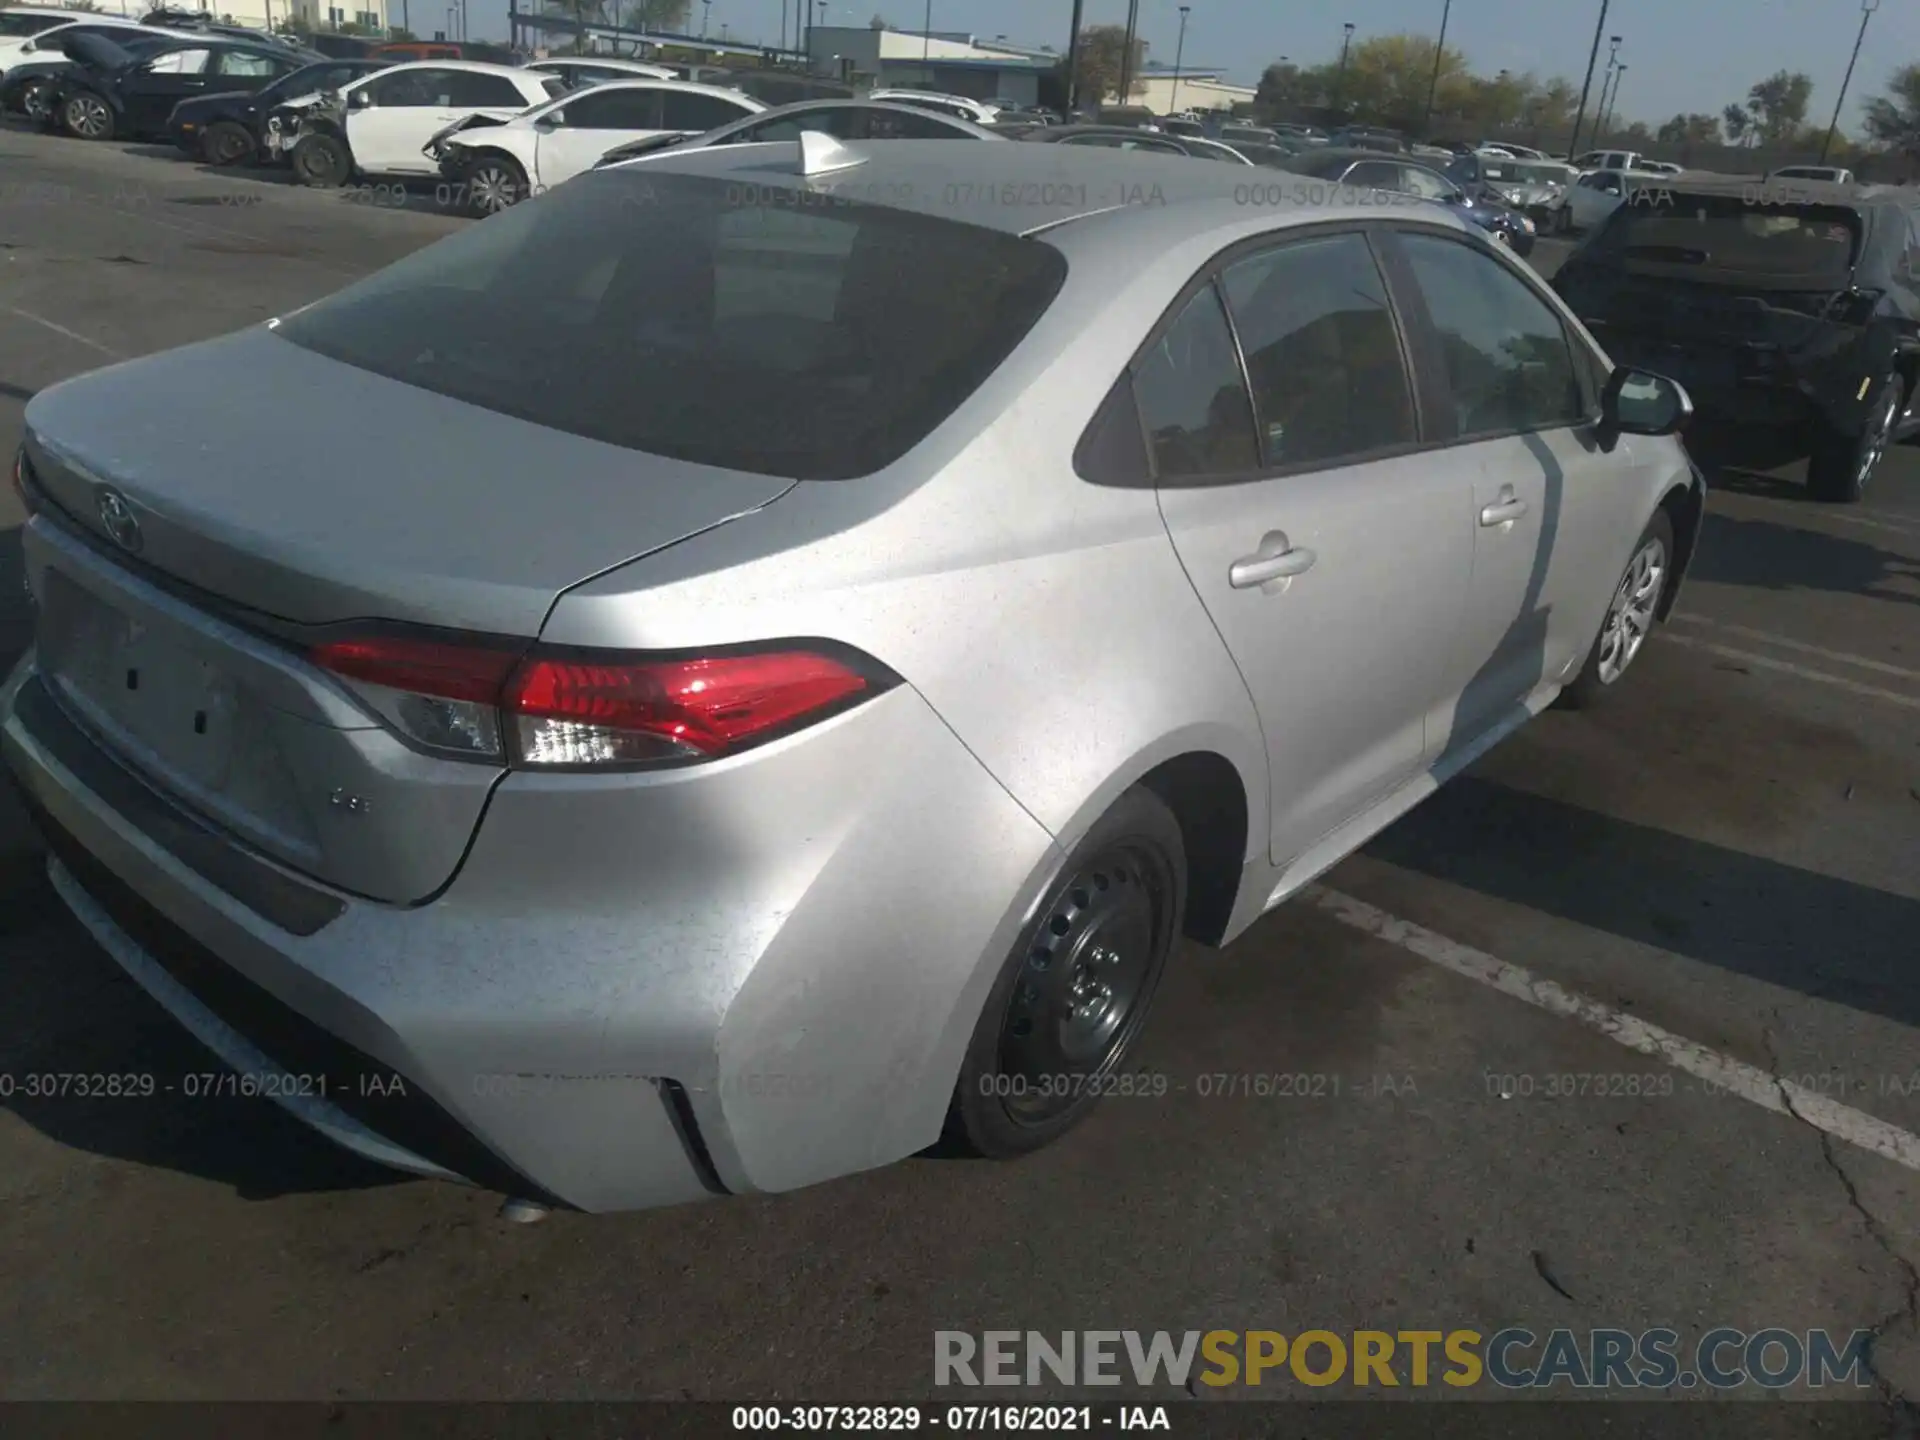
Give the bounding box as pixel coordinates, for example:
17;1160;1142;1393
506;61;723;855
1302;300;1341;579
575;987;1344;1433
1127;68;1255;117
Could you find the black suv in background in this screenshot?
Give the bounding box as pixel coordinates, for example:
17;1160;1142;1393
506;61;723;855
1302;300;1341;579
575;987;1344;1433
1553;178;1920;502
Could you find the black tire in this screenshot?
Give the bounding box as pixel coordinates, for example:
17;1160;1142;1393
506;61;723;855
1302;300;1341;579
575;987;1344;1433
1806;371;1902;504
942;787;1187;1159
61;90;114;141
200;119;255;167
1560;508;1676;710
464;153;529;215
289;131;352;189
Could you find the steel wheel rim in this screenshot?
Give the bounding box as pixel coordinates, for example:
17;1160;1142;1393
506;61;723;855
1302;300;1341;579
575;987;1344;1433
470;164;520;213
995;841;1177;1126
1596;536;1667;685
1856;381;1901;492
70;96;109;138
212;128;248;163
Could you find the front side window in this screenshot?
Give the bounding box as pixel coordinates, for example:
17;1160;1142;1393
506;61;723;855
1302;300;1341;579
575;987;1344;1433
366;69;453;106
1132;286;1260;479
864;107;967;138
216;50;283;78
1219;232;1416;468
724;108;851;144
661;90;756;130
1398;165;1454;200
561;87;663;130
272;172;1067;481
1397;231;1584;438
144;48;211;75
1344;160;1400;188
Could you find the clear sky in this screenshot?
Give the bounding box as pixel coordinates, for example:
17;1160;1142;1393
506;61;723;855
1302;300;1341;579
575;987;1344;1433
459;0;1920;135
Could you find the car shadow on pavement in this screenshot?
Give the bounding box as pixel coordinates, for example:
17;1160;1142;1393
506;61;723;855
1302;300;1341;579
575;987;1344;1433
1688;511;1920;608
1363;774;1920;1030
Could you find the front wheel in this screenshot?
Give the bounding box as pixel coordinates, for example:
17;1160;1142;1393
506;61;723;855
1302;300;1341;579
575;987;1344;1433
943;787;1187;1159
289;131;351;188
1806;372;1902;504
1560;508;1675;710
200;119;255;167
62;91;114;141
463;154;529;215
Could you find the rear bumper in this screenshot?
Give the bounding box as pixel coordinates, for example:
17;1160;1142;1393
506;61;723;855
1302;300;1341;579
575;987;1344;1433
1;646;1056;1212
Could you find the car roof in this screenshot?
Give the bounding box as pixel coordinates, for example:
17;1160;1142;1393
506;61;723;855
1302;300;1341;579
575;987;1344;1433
611;136;1468;239
347;59;538;79
551;77;759;101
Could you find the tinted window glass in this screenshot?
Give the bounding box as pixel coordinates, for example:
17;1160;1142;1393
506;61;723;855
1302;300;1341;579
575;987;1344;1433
447;72;527;107
563;87;661;129
1344;160;1400;187
273;172;1067;481
1220;233;1415;468
1399;232;1583;436
367;68;452;105
1132;285;1260;478
216;49;283;77
1592;194;1861;277
661;90;754;130
1398;164;1454;199
726;107;853;143
0;13;67;36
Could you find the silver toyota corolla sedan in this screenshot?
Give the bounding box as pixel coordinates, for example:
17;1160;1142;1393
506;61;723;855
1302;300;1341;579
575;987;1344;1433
1;135;1705;1212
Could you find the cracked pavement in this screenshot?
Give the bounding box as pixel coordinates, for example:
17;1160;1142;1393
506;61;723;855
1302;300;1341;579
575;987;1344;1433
2;125;1919;1413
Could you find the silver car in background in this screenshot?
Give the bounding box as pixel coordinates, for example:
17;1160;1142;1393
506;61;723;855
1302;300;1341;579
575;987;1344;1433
2;137;1704;1212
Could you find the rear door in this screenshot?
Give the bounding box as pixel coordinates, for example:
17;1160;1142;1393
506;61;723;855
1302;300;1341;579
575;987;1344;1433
119;45;212;132
532;84;663;186
1149;227;1476;866
1380;225;1640;756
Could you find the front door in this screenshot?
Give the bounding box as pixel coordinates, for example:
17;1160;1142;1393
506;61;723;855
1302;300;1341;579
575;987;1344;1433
1381;226;1640;757
1149;228;1476;865
347;66;470;174
533;84;664;189
120;46;212;134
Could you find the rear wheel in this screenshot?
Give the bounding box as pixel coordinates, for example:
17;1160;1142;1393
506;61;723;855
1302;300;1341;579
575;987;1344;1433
943;788;1187;1158
1806;372;1902;504
464;154;529;215
289;131;352;188
62;91;114;141
1560;509;1674;710
200;119;254;167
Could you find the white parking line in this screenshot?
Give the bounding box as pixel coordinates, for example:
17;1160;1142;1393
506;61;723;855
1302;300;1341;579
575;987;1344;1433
2;304;119;359
1663;634;1920;710
1669;613;1920;682
1306;885;1920;1173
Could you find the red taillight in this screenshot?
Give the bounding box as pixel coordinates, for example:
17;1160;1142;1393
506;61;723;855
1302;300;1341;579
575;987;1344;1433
310;634;884;769
310;635;522;704
507;650;874;766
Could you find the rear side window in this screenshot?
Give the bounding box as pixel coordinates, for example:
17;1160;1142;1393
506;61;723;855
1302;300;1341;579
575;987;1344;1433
273;172;1067;480
1592;193;1862;277
1131;286;1260;478
865;107;966;139
1219;232;1415;468
563;87;661;130
0;13;66;36
447;72;527;108
662;91;754;130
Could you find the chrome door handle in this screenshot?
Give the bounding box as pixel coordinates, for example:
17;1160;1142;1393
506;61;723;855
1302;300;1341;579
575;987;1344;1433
1480;497;1529;527
1229;533;1317;589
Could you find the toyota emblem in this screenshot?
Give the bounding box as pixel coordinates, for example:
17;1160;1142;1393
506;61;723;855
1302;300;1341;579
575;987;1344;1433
96;488;142;554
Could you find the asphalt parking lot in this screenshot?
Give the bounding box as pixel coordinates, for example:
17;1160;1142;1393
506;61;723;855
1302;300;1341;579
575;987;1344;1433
3;126;1920;1420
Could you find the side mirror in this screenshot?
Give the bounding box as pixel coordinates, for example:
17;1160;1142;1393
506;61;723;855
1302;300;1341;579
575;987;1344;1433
1599;366;1692;449
533;111;562;129
348;88;373;109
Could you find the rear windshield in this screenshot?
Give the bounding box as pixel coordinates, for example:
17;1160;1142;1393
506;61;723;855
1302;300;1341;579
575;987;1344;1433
1593;194;1861;276
273;171;1068;480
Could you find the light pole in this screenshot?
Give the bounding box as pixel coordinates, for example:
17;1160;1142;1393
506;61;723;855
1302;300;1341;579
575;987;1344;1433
1594;36;1620;137
1333;21;1354;112
1065;0;1086;114
1599;63;1626;136
1118;0;1142;106
1822;0;1881;164
1567;0;1610;158
1421;0;1452;135
923;0;932;66
1170;5;1190;113
701;0;710;39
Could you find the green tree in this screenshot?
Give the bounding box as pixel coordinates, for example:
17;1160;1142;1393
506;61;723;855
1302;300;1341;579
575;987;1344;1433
1657;112;1721;145
869;12;886;27
626;0;691;30
1072;24;1146;105
1721;102;1752;147
1255;60;1323;117
1863;62;1920;156
1745;69;1813;144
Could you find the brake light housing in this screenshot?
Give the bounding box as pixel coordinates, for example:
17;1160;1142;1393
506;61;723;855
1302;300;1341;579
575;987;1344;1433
309;633;897;770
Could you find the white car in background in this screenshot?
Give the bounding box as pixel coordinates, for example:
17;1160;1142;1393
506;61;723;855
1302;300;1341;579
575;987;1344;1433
433;79;765;213
1562;166;1669;233
0;13;165;77
1769;164;1855;184
274;61;563;186
867;87;999;125
523;55;678;89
